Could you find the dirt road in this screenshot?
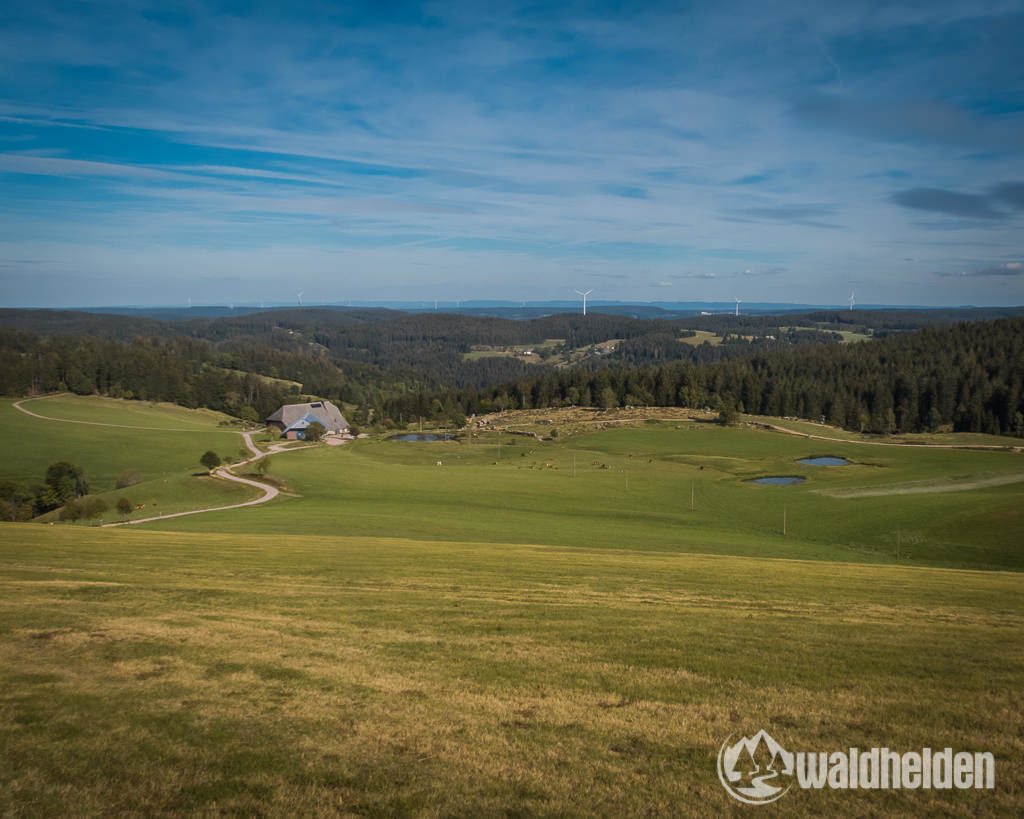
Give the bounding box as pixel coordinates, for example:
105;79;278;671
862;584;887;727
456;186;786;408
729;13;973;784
11;395;319;526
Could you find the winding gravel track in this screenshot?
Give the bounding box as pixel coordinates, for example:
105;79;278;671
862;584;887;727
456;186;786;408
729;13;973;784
11;394;317;526
104;429;280;527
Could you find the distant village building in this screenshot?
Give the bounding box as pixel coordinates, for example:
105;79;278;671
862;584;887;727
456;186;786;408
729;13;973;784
265;400;349;440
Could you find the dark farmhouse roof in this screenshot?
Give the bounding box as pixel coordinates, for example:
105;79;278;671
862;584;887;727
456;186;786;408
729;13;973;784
266;400;348;433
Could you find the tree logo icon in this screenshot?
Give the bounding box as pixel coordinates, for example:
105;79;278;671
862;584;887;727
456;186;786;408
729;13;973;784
717;730;795;805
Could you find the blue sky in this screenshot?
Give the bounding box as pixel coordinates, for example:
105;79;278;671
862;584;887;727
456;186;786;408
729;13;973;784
1;0;1022;307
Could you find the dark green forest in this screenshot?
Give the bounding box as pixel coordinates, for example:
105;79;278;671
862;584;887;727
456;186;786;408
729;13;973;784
388;318;1024;436
5;305;1019;390
1;308;1022;436
0;331;403;421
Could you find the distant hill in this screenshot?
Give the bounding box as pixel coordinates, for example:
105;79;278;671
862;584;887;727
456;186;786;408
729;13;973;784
3;305;1023;402
46;301;1024;322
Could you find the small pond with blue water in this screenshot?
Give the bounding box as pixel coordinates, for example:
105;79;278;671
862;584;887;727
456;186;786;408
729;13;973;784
797;456;851;466
391;433;454;442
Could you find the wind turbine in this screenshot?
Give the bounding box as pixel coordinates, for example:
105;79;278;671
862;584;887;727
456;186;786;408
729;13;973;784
575;289;593;316
848;292;856;311
186;297;191;310
734;298;741;316
297;291;304;306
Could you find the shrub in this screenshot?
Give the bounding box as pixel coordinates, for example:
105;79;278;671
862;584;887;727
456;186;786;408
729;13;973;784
115;469;142;489
200;450;222;471
305;421;326;442
60;500;82;522
82;497;109;521
717;404;739;426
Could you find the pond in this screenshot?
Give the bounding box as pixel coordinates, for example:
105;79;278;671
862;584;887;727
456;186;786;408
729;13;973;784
390;433;454;442
749;476;806;486
797;456;851;466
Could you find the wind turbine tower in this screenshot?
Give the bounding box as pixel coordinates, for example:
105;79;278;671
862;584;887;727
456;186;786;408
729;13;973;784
848;292;856;311
575;289;593;316
297;291;304;306
734;298;741;316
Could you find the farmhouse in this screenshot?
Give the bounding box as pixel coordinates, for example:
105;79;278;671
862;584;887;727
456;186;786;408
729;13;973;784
265;400;349;440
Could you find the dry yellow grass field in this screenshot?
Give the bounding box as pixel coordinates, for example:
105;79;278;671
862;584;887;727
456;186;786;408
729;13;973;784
2;525;1021;816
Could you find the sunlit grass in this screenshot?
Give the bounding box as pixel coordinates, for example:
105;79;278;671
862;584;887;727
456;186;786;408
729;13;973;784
144;421;1024;570
1;525;1021;816
1;397;252;516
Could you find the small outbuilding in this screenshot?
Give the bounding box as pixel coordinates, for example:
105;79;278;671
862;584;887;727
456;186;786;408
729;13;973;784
265;400;349;439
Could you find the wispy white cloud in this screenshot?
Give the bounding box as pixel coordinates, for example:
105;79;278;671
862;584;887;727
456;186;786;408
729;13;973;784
0;1;1022;306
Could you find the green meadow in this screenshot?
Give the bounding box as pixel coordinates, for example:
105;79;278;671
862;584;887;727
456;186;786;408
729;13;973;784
1;395;1023;815
145;420;1024;571
1;396;257;521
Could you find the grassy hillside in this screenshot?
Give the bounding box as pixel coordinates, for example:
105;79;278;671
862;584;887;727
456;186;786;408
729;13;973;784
1;395;1021;814
10;394;235;430
1;396;257;521
5;396;1021;569
142;421;1024;571
0;525;1020;816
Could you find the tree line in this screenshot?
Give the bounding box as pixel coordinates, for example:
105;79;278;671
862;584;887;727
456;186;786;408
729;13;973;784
0;329;414;421
0;306;908;391
383;318;1024;436
3;313;1022;437
0;461;89;521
